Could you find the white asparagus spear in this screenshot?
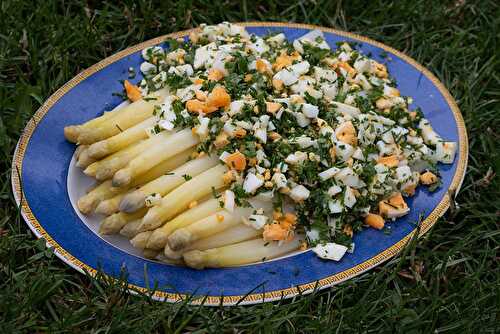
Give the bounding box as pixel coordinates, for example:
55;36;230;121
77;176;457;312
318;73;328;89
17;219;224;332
77;180;122;214
183;237;302;269
84;182;99;194
74;145;88;161
130;231;153;250
142;249;160;259
85;140;147;179
112;129;199;187
128;147;194;188
94;193;125;216
64;108;124;143
75;147;97;168
94;148;195;215
139;164;228;232
87;116;157;159
146;198;222;250
77;88;168;144
119;219;142;238
168;207;254;251
85;131;173;180
119;155;219;213
164;224;261;260
99;208;147;235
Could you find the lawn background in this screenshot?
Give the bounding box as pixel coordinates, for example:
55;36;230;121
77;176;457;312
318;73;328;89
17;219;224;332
1;0;499;333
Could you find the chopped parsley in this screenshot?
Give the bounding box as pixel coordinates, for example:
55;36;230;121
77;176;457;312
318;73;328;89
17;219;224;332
122;23;456;260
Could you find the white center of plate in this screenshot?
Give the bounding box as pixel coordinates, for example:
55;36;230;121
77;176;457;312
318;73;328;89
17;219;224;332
66;154;150;260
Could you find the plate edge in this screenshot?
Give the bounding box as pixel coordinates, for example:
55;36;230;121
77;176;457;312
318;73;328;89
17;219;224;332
10;22;468;306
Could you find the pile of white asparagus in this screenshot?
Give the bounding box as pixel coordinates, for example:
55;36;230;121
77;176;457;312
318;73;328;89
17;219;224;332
64;22;456;269
65;91;302;269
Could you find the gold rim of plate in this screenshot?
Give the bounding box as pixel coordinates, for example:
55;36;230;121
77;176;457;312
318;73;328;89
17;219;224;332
10;22;468;305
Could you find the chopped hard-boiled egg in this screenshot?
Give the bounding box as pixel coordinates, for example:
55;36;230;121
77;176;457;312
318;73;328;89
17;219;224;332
344;186;357;208
243;173;264;194
419;119;442;145
245;214;268;230
319;167;340;181
289;185;310;202
312;243;348;261
378;193;409;219
293;29;330;54
224;190;235;212
301;103;319;119
131;22;457;264
435;141;457;164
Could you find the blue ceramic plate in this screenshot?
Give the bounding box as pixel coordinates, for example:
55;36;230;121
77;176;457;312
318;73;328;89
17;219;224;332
11;23;467;305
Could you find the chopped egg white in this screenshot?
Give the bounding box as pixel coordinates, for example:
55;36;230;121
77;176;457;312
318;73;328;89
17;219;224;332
195;117;210;138
301;103;319;119
224;190;235;212
245;214;268;230
295;135;316;148
273;69;299;86
289;185;310;202
271;172;287;188
243;173;264;194
140;62;157;75
229;100;245;115
290;61;310;76
254;127;267;143
328;200;343;213
294;111;311;127
435;141;457;164
312;243;348;261
331;101;361;117
319;167;340;181
266;33;286;45
344;186;357;208
327;185;343;196
419;119;442;145
334;141;355;161
293;29;330;54
285;151;308;165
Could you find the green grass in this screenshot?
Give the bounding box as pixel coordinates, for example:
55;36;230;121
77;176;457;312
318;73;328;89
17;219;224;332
1;0;499;332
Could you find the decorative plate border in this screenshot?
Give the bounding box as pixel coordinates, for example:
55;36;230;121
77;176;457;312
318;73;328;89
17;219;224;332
11;22;468;305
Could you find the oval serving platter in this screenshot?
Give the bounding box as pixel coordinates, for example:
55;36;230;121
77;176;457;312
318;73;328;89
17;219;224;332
11;22;467;306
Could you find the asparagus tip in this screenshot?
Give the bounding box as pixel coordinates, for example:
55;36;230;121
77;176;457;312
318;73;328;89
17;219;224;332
130;231;151;250
83;164;97;177
88;141;108;159
99;214;124;235
164;244;184;260
76;129;95;145
74;144;87;160
94;167;113;181
77;196;95;215
75;150;96;168
138;211;159;232
119;191;146;213
119;219;141;238
95;201;118;216
183;250;206;269
168;228;192;251
64;125;80;143
142;248;160;259
146;230;168;250
112;169;131;187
